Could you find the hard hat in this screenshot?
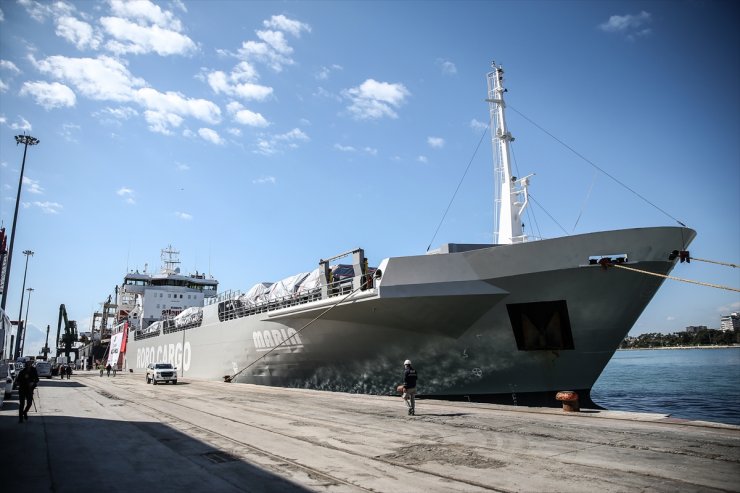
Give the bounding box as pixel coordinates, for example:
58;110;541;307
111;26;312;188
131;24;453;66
404;359;411;365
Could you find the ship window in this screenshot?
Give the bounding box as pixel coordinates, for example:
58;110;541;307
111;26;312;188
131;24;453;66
507;300;574;351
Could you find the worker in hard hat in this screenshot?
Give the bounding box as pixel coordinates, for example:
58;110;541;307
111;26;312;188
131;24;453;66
401;359;418;416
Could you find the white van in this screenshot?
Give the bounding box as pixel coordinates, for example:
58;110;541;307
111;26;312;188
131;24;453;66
35;361;52;379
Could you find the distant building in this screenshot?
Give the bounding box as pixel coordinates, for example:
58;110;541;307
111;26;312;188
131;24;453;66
685;325;707;334
720;313;740;332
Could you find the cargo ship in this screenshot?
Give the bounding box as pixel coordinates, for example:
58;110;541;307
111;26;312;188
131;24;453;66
115;63;695;406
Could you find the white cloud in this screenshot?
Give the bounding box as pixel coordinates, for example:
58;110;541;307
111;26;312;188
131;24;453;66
102;16;197;56
116;186;135;205
171;0;187;13
226;101;269;127
142;110;182;135
136;88;220;123
174;211;192;220
470;118;488;132
32;55;145;102
364;147;378;156
95;106;138;120
31;55;223;134
60;122;80;142
263;15;311;37
0;7;4;22
427;136;445;148
8;116;32;131
599;11;652;40
437;58;457;75
344;79;410;120
207;69;273;101
238;39;293;73
134;87;220;134
19;81;76;109
26;201;63;214
176;162;189;171
255;128;308;155
252;176;276;185
108;0;182;30
19;0;74;23
56;15;101;50
98;0;195;55
417;155;428;163
198;127;224;145
334;143;356;152
718;301;740;313
0;60;21;74
22;176;44;194
237;15;309;72
0;79;8;93
316;64;342;80
226;127;241;137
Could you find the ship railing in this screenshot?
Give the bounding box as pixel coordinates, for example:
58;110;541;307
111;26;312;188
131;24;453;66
163;319;202;334
134;329;161;341
206;289;243;306
214;276;363;323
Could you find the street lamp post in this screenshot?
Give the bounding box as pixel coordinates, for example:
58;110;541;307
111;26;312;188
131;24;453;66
13;249;34;359
1;134;40;311
20;287;34;357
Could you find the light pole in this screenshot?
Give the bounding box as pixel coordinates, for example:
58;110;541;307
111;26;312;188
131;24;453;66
1;134;40;311
13;249;34;359
20;287;34;357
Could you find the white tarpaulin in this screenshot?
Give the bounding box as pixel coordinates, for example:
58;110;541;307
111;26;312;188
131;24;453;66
241;282;273;306
267;272;309;301
175;306;202;327
296;268;322;294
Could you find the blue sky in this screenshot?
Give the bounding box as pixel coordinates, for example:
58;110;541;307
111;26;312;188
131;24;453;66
1;0;738;357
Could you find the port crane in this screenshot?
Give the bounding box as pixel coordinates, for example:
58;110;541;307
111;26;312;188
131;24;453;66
56;304;78;359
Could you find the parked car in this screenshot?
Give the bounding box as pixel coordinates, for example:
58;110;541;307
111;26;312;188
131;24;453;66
35;361;52;379
146;362;177;385
0;363;13;397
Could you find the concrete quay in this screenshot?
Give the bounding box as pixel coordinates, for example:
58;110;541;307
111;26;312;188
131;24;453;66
2;371;738;492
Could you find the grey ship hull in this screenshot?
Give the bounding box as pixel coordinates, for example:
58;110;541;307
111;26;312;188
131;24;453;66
125;227;695;406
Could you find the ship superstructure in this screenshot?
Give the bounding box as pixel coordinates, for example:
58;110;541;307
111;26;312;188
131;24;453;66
118;246;217;331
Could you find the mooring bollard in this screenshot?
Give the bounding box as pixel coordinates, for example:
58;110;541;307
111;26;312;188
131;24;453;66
555;391;580;412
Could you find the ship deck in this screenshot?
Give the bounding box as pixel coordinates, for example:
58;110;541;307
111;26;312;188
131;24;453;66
3;371;738;492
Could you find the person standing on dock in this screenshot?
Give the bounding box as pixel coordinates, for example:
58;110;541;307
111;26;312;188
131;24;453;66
401;360;417;416
17;360;39;423
106;363;112;377
65;364;72;379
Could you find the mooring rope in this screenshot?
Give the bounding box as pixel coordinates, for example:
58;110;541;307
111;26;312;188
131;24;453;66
224;277;371;383
690;257;738;269
611;263;740;292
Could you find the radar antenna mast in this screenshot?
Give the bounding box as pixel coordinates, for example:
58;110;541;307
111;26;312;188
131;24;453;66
486;62;531;244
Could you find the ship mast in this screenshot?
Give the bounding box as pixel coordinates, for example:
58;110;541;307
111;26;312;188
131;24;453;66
487;62;531;244
161;245;181;274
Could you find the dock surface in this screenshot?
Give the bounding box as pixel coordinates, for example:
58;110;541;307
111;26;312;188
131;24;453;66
2;371;739;492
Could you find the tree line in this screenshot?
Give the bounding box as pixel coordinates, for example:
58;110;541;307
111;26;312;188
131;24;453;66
621;328;739;349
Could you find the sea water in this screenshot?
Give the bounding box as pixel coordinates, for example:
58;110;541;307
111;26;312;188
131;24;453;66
591;348;740;426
